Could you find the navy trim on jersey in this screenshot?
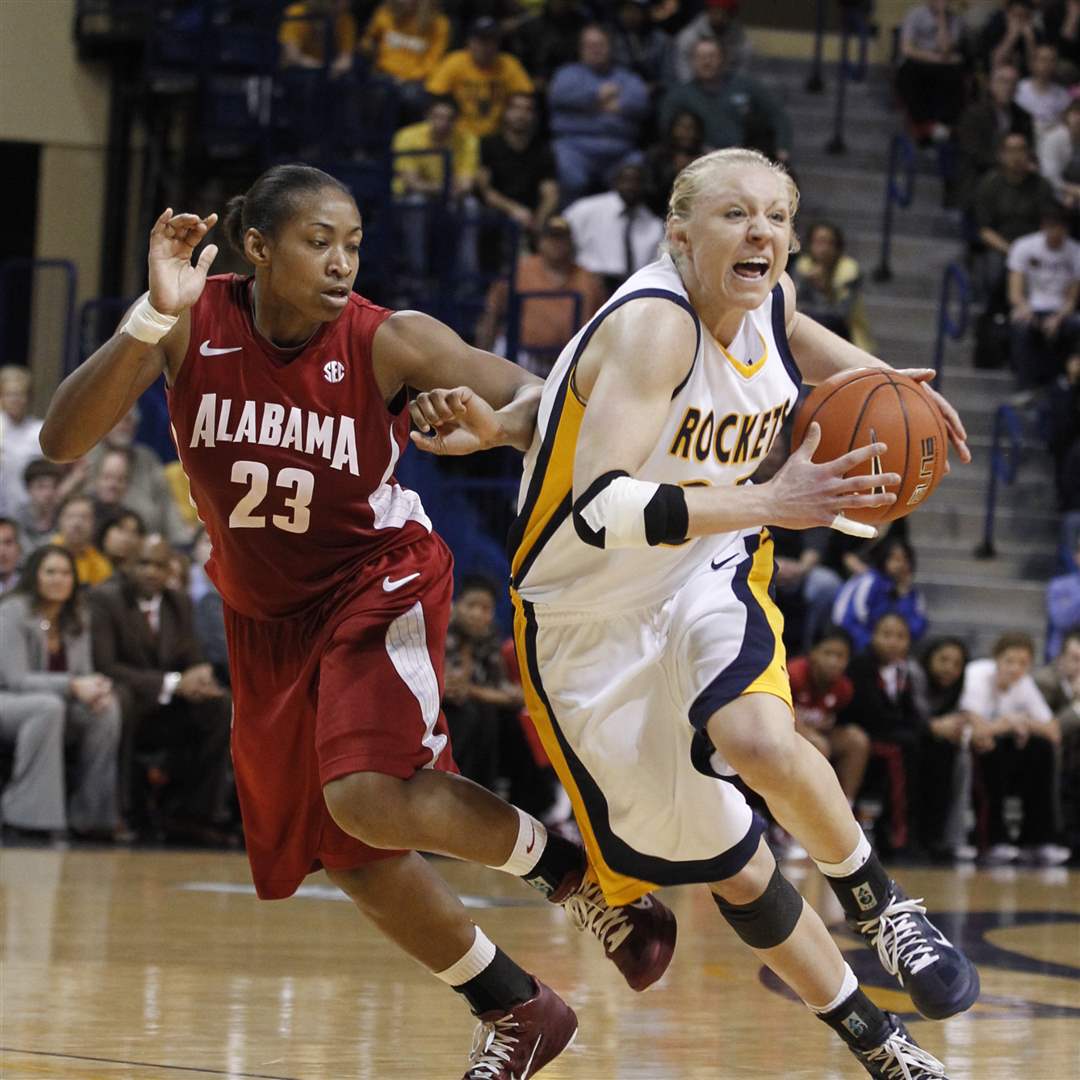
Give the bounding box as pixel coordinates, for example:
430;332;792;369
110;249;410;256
507;287;702;586
522;599;765;886
687;532;780;732
770;283;803;390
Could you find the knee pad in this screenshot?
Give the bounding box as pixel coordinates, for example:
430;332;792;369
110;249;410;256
712;866;804;950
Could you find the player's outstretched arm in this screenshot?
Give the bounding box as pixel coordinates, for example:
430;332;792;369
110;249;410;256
376;309;543;453
780;273;970;463
40;209;216;462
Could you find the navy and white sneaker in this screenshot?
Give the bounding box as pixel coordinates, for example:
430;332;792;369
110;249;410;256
854;884;979;1020
849;1013;950;1078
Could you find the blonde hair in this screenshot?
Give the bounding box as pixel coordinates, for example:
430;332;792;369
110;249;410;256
664;147;801;262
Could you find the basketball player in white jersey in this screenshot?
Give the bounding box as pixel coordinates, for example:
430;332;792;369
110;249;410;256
413;148;976;1078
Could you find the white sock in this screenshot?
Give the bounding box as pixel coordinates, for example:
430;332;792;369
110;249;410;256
487;807;547;877
809;963;859;1015
433;926;497;986
814;832;872;879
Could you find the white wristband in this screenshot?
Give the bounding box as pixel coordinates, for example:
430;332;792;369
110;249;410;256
121;296;179;345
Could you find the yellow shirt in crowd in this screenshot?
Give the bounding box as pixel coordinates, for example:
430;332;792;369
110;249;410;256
425;50;533;138
362;4;450;84
279;2;357;63
51;537;113;587
391;121;479;195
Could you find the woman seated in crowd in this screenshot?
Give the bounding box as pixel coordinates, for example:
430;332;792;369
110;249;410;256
918;637;984;862
0;544;122;842
831;536;928;655
959;631;1071;865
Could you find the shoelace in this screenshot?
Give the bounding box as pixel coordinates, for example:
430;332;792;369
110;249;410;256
467;1015;520;1079
861;1031;948;1079
858;896;940;979
562;880;634;954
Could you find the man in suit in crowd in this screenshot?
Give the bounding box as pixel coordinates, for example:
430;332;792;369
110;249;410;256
90;533;232;843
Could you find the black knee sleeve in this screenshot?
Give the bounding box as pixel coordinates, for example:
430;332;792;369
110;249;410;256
712;866;804;949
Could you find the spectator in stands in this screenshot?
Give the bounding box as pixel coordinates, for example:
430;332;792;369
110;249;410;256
87;406;192;548
89;446;133;534
832;537;928;655
790;221;875;352
360;0;451;115
1034;626;1080;849
644;107;709;217
1043;0;1080;71
510;0;590;92
477;92;560;237
788;627;869;804
562;161;664;293
1037;97;1080;208
1007;201;1080;386
548;24;650;204
90;534;232;845
918;637;980;861
978;0;1044;77
1047;534;1080;657
393;94;478;200
672;0;750;83
476;215;605;371
895;0;970;142
841;613;928;856
95;507;146;579
0;365;44;517
659;37;792;163
52;494;112;587
12;459;64;553
1015;42;1071;152
954;63;1033;209
972;130;1054;314
0;516;20;595
279;0;358;76
959;631;1070;865
442;574;523;793
610;0;674;93
425;16;534;139
0;544;121;841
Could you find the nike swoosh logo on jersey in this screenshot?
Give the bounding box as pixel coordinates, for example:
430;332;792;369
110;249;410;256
382;572;420;593
710;552;740;571
200;340;242;356
525;824;536;854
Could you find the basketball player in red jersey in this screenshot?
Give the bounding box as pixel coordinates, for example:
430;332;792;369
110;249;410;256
39;164;676;1080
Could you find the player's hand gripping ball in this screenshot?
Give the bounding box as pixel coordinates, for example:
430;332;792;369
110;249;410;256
790;368;949;526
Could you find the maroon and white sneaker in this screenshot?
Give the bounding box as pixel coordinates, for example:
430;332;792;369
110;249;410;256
550;871;676;992
463;978;577;1080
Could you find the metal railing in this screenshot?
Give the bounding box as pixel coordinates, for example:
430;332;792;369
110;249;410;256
931;262;971;389
873;133;917;282
806;0;829;93
826;0;873;155
975;402;1026;559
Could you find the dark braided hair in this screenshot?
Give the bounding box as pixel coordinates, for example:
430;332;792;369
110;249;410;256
221;164;353;260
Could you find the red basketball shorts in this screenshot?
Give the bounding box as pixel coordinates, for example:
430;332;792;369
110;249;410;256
224;533;457;899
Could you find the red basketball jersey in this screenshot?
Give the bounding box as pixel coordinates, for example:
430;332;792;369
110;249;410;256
787;655;853;732
168;274;432;619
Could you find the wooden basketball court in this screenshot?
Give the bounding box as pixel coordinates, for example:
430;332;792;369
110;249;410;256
2;846;1078;1079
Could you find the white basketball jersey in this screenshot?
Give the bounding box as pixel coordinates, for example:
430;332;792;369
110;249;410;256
509;255;802;612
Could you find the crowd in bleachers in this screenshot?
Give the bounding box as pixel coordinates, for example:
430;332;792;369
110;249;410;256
2;0;1080;870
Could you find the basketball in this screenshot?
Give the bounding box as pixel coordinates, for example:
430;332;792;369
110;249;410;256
789;368;949;526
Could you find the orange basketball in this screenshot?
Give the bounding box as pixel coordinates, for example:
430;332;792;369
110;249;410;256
789;368;949;526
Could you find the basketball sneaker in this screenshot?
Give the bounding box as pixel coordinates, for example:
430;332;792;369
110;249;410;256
463;978;577;1080
549;870;676;992
848;1013;950;1078
853;884;979;1020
